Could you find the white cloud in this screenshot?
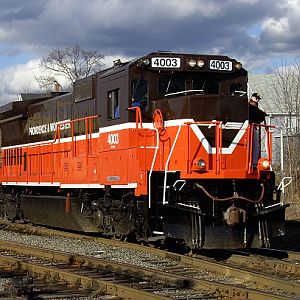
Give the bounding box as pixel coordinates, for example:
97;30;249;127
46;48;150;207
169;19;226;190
0;0;300;103
0;59;41;104
0;54;131;105
262;17;289;35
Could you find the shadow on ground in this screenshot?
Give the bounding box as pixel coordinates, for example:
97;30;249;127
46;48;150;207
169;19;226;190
272;221;300;252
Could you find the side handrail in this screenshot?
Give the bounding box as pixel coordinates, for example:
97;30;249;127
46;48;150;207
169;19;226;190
277;177;292;193
24;115;99;149
148;127;159;208
2;115;99;185
127;106;159;208
277;176;292;205
248;123;275;173
215;121;222;175
162;123;184;205
248;124;254;173
162;120;223;205
128;106;143;129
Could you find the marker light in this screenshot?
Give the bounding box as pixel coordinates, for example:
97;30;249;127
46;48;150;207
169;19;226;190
197;59;205;68
137;58;150;67
235;62;242;69
187;59;197;68
142;58;150;66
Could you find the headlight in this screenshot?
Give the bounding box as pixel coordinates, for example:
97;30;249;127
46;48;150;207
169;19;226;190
142;58;150;66
137;58;150;67
258;159;271;170
197;159;207;170
235;62;242;69
261;160;270;169
197;59;205;68
187;59;197;68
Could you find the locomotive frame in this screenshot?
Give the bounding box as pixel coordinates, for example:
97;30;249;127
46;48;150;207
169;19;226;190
0;52;288;249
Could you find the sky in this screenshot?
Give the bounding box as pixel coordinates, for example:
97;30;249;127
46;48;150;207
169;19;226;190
0;0;300;105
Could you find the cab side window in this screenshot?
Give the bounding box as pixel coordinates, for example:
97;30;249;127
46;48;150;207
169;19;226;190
107;89;120;120
229;82;244;95
131;79;149;111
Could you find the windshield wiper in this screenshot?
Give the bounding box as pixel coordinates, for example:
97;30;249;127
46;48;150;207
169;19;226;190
164;89;204;97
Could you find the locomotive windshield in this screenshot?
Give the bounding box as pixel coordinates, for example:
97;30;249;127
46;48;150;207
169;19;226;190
134;54;248;102
158;72;220;96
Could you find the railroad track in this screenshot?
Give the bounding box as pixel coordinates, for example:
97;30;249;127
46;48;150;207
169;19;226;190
0;240;297;300
0;220;299;299
288;251;300;261
0;240;223;299
0;269;92;299
217;248;300;280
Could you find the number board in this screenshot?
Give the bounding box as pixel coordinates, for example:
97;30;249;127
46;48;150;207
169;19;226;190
151;57;181;68
209;60;232;71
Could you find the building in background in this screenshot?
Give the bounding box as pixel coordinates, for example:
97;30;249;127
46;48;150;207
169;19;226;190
249;74;300;171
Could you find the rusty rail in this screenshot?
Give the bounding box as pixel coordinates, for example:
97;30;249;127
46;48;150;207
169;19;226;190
0;226;297;300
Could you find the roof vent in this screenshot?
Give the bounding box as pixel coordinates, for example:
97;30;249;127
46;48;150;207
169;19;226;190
113;59;122;67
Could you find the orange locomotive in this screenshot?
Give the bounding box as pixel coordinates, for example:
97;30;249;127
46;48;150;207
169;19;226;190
0;52;288;249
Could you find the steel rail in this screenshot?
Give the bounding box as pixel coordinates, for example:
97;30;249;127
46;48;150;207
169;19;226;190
0;240;297;300
0;250;169;300
0;221;299;298
222;251;300;278
287;251;300;261
169;252;300;296
29;224;297;297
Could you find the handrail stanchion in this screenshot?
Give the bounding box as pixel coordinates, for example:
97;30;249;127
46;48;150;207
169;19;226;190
248;124;254;174
248;122;276;173
245;124;250;171
215;121;222;175
24;115;99;184
85;118;89;160
128;106;143;129
71;122;75;157
268;127;273;161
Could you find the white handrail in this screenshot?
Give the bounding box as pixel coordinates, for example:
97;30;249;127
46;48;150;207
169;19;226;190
280;129;284;172
277;177;292;194
277;176;292;205
148;127;159;208
163;124;183;205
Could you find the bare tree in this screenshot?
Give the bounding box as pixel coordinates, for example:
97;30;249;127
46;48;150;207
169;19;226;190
36;46;105;91
35;74;59;92
265;61;300;219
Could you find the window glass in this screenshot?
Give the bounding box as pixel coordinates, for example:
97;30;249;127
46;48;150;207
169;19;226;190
107;89;120;120
229;82;244;95
159;75;185;96
131;79;149;111
193;78;219;94
159;73;220;96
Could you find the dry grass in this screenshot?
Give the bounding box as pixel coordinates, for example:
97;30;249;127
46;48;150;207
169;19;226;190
284;192;300;220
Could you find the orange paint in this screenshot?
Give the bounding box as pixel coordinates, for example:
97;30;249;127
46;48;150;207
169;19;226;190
0;116;274;196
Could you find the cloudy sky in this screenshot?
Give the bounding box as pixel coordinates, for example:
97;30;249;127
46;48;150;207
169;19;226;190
0;0;299;104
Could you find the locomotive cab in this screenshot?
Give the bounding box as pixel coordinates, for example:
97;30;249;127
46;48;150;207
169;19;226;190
129;53;249;123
